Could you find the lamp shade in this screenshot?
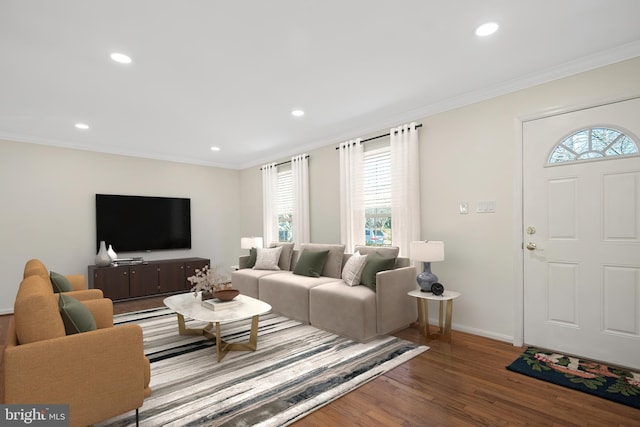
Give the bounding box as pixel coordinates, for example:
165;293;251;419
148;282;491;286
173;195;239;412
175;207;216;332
410;241;444;262
240;237;263;249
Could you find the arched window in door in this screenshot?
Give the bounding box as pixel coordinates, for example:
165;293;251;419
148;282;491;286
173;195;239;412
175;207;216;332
548;127;639;165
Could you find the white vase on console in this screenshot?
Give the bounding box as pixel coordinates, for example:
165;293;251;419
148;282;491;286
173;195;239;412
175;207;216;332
95;241;112;267
107;244;117;261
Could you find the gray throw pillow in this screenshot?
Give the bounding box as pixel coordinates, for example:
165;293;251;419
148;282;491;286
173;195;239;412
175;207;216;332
270;242;295;270
360;252;397;291
50;271;73;293
58;294;97;335
293;249;330;278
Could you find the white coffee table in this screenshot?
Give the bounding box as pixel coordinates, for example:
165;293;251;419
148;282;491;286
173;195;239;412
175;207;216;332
163;293;272;361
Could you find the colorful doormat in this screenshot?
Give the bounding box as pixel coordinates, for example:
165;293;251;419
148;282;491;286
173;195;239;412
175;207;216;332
507;347;640;410
97;307;428;426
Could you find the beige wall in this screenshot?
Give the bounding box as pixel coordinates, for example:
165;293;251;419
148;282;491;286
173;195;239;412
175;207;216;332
0;142;241;313
238;57;640;342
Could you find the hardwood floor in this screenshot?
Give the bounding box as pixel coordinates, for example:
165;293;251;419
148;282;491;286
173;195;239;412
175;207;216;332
2;297;639;426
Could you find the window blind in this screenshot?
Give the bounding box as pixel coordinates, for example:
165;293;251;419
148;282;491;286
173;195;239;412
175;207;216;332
277;169;293;215
363;147;391;210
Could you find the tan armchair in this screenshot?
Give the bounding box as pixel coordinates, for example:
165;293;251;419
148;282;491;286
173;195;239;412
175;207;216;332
3;275;151;427
23;258;103;301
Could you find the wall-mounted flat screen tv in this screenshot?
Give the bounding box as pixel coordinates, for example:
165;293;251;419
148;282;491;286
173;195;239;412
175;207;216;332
96;194;191;252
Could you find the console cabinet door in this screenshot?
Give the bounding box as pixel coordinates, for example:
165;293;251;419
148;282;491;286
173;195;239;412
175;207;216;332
184;259;211;291
93;266;130;300
129;264;160;297
158;262;186;293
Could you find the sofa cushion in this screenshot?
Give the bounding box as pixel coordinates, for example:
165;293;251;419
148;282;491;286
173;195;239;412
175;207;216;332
309;281;377;342
360;251;397;291
59;294;97;335
50;271;73;293
231;268;286;298
299;243;345;278
341;251;368;286
259;272;337;323
293;249;329;278
270;242;295;271
253;246;283;270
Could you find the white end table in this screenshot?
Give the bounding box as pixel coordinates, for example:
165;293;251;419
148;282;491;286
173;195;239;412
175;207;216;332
408;289;461;341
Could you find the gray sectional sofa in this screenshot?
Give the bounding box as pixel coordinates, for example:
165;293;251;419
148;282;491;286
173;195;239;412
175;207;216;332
231;243;418;342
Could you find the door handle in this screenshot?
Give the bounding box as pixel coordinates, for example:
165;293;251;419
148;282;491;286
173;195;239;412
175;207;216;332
526;242;537;251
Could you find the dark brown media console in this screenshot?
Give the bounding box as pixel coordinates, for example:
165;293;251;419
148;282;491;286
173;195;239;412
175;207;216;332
88;257;210;300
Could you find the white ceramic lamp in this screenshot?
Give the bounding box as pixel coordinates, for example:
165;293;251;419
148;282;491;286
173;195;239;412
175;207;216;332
410;241;445;292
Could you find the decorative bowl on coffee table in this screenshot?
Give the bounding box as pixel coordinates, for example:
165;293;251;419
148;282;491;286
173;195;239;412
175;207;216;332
214;289;240;301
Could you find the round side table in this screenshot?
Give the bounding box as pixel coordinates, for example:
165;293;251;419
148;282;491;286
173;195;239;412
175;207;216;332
408;289;461;341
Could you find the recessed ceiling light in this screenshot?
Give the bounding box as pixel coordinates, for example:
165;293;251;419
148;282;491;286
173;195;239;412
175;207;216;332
291;109;305;117
475;22;499;37
75;123;89;130
110;52;132;64
210;146;221;151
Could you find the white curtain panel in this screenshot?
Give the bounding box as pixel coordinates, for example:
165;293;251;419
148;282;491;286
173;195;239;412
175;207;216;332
291;154;310;247
390;122;421;257
261;162;279;246
339;139;366;252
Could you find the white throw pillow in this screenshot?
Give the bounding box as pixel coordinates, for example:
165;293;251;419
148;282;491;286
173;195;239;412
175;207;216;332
253;246;283;270
341;251;368;286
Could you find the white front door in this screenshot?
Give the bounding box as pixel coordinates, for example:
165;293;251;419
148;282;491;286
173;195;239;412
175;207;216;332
523;97;640;370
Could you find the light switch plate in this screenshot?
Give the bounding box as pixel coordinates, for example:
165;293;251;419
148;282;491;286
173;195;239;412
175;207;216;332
459;201;469;214
476;200;496;213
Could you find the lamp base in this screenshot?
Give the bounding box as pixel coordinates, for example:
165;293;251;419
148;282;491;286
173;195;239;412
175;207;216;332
417;262;438;292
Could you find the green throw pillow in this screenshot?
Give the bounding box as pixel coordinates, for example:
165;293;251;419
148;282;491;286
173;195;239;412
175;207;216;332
360;252;396;291
50;271;73;293
293;249;330;278
58;294;97;335
247;247;257;268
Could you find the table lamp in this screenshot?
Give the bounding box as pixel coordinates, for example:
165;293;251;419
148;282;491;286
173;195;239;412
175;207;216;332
241;237;264;251
410;241;445;292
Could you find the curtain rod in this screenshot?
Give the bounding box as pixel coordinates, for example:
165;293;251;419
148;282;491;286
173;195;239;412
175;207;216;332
335;123;423;150
259;154;309;170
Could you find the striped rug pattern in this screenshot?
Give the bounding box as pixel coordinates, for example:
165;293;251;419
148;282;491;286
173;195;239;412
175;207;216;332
98;307;429;426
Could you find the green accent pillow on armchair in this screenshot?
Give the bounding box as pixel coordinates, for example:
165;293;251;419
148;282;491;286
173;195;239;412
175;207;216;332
50;271;73;293
58;294;97;335
293;249;330;278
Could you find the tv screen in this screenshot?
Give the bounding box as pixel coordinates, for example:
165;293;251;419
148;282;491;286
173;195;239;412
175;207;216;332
96;194;191;252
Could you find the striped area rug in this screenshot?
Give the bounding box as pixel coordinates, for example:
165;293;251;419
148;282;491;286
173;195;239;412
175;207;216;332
98;307;429;426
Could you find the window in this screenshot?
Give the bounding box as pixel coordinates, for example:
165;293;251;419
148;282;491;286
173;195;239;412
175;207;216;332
548;127;639;165
363;147;391;246
276;169;293;242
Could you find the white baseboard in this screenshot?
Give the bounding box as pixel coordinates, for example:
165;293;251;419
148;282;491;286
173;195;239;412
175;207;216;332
452;323;515;345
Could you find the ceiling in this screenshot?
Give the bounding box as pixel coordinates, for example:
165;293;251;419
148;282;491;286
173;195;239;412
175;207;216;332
1;1;640;169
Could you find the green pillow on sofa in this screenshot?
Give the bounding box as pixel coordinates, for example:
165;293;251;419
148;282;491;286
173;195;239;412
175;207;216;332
50;271;73;293
293;249;330;278
360;251;396;291
247;247;257;268
58;294;97;335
